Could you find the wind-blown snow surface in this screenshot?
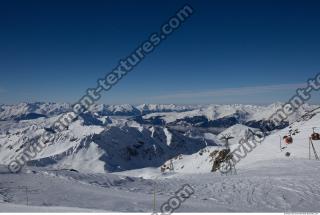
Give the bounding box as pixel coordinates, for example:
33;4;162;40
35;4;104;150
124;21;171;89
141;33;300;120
1;159;320;212
1;102;320;212
0;203;108;212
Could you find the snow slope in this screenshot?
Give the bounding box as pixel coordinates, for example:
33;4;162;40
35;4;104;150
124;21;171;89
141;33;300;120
1;158;320;212
237;107;320;168
121;108;320;176
0;203;108;212
217;124;259;146
1;105;320;212
0;114;218;173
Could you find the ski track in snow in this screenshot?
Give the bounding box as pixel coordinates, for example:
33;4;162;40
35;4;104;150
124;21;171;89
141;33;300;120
1;159;320;212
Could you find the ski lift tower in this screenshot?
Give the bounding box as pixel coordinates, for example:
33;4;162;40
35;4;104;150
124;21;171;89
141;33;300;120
152;179;158;215
169;159;174;171
309;127;320;160
220;134;233;149
219;134;237;175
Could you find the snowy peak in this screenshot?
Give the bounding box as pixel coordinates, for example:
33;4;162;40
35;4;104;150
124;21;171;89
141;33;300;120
141;103;318;129
1;102;317;122
89;104;140;116
136;104;196;114
0;102;71;121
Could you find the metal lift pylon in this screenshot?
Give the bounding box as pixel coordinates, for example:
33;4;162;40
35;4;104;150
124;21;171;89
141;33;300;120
219;134;237;175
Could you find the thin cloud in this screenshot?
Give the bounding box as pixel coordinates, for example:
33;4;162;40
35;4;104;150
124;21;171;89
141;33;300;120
150;83;306;100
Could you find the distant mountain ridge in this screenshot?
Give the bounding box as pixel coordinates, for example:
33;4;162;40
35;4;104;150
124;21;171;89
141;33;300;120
1;102;317;121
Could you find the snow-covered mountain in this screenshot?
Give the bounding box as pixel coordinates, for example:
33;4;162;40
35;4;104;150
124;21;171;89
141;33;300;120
89;104;141;116
139;103;317;131
1;102;320;212
136;104;197;114
0;102;71;121
124;106;320;176
1;102;316;122
0;103;142;120
0;102;199;120
0;113;218;173
0;102;318;174
0;102;318;172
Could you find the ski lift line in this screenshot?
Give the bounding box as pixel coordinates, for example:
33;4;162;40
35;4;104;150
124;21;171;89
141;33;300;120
287;128;317;132
291;126;320;131
298;118;319;127
290;106;320;127
302;106;320;116
275;128;313;137
299;106;320;119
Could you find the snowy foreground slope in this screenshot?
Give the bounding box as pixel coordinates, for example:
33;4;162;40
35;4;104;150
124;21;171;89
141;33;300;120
1;159;320;212
0;203;107;212
0;103;320;212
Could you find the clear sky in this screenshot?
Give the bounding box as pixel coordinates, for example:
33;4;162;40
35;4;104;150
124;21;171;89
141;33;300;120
1;0;320;104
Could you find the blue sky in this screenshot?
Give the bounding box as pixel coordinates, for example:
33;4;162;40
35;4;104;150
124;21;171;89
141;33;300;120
0;0;320;104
